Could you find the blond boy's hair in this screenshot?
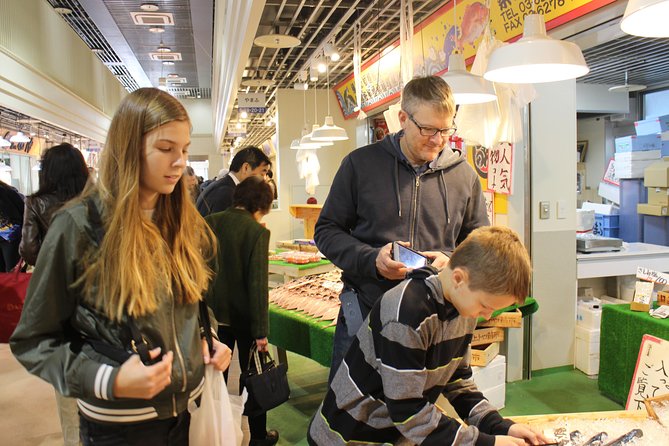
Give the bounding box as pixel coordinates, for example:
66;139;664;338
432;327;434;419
449;226;531;304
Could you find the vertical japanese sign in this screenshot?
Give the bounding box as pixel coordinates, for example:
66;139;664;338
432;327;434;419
626;334;669;410
487;142;513;195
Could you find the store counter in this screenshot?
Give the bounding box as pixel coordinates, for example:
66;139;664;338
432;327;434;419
577;242;669;279
268;298;538;368
599;304;669;405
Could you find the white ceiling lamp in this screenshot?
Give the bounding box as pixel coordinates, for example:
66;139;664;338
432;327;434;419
0;136;10;147
608;70;646;93
254;33;301;49
621;0;669;37
290;138;303;150
484;14;589;84
311;61;349;142
441;0;496;104
140;3;160;12
299;128;322;148
323;42;340;62
309;65;319;82
10;132;30;143
240;110;249;119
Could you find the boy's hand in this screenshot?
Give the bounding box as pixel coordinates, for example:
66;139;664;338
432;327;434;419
493;436;526;445
507;423;550;445
420;250;450;270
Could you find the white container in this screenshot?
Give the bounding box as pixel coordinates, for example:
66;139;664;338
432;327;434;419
581;202;620;215
616;275;636;301
575;325;600;376
577;301;602;329
480;382;506;410
615;150;661;162
598;181;620;205
576;209;595;232
471;354;506;391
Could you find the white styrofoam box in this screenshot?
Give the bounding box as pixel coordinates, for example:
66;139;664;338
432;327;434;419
598;182;620;205
576;209;595;232
614;150;662;162
471;354;506;391
581;202;619;215
480;383;506;410
662;131;669;141
634;115;669;136
577;301;602;329
575;325;600;376
616;159;659;179
615;134;662;153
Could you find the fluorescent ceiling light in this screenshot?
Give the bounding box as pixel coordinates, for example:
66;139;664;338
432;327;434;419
484;14;589;84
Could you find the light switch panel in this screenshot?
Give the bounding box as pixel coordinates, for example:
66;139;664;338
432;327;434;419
539;201;550;219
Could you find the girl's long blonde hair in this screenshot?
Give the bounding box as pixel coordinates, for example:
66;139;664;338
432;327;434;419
78;88;216;321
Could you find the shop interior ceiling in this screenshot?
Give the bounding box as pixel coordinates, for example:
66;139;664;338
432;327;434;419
40;0;669;152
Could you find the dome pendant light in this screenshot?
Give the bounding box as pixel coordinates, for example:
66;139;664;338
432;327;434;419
311;60;349;142
297;81;322;149
441;0;496;104
484;14;589;84
621;0;669;37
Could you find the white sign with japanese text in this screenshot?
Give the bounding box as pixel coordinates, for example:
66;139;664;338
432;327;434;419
626;334;669;410
238;93;266;113
487;142;513;195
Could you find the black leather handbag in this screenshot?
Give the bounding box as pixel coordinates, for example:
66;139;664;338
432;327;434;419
240;345;290;416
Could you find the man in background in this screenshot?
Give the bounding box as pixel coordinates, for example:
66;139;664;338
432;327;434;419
197;145;271;217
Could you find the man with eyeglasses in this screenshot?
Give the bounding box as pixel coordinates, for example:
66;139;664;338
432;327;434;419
315;76;488;383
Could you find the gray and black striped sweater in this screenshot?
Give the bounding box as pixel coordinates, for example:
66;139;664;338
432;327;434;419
308;272;513;445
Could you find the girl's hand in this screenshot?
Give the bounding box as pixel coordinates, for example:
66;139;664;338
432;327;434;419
202;338;232;372
113;348;173;399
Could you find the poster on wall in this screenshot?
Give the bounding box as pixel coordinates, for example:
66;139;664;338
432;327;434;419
373;118;389;142
487;142;513;195
483;191;495;225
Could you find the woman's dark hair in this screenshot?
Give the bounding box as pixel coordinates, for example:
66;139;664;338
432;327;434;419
232;176;274;215
35;143;89;201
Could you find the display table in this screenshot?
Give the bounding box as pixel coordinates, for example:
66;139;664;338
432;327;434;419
599;304;669;405
268;298;538;368
577;242;669;279
268;258;334;284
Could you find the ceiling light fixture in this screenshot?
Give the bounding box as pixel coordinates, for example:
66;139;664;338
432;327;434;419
54;5;73;14
608;70;647;93
253;33;301;49
484;13;589;84
0;136;10;147
309;65;319;82
91;47;104;54
167;73;180;78
240;110;249;119
157;45;171;53
162;61;175;66
316;58;327;74
312;61;349;142
323;42;340;62
621;0;669;37
441;0;496;104
149;27;165;33
9;132;30;143
140;3;160;12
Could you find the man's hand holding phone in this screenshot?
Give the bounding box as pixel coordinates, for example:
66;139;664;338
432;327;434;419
375;242;409;280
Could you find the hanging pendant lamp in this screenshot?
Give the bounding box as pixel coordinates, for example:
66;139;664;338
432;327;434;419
621;0;669;37
0;136;10;147
9;131;30;143
299;127;322;149
484;14;589;84
442;53;497;104
311;60;349;142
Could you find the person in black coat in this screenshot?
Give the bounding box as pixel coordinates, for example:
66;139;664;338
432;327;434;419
196;146;271;216
0;179;24;272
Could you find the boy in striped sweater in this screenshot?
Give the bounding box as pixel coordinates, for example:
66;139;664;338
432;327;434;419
308;226;549;445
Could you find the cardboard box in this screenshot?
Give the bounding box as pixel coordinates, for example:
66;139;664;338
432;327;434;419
471;354;506;390
615;134;662;153
575;325;600;375
615;149;662;162
471;327;505;347
635;115;669;136
644;157;669;187
478;309;522;328
470;342;499;367
637;203;668;216
647;187;669;206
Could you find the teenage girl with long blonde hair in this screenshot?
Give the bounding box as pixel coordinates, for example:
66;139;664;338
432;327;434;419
11;88;231;445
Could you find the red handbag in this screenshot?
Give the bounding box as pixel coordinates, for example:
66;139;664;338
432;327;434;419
0;260;31;342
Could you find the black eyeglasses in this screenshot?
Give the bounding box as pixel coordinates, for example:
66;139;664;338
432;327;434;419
407;113;457;138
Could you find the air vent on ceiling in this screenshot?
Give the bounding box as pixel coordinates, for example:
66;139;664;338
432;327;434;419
149;52;182;61
131;12;175;26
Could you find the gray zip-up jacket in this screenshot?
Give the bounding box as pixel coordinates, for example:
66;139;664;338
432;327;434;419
10;197;210;424
314;132;488;309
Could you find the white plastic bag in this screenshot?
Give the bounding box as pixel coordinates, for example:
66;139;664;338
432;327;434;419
189;365;241;446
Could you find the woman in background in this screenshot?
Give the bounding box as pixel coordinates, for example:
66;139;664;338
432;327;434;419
20;143;89;266
184;165;199;202
0;179;24;272
206;176;279;446
11;88;231;445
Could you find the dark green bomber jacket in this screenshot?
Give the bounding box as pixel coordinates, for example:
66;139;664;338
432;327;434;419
10;196;214;423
